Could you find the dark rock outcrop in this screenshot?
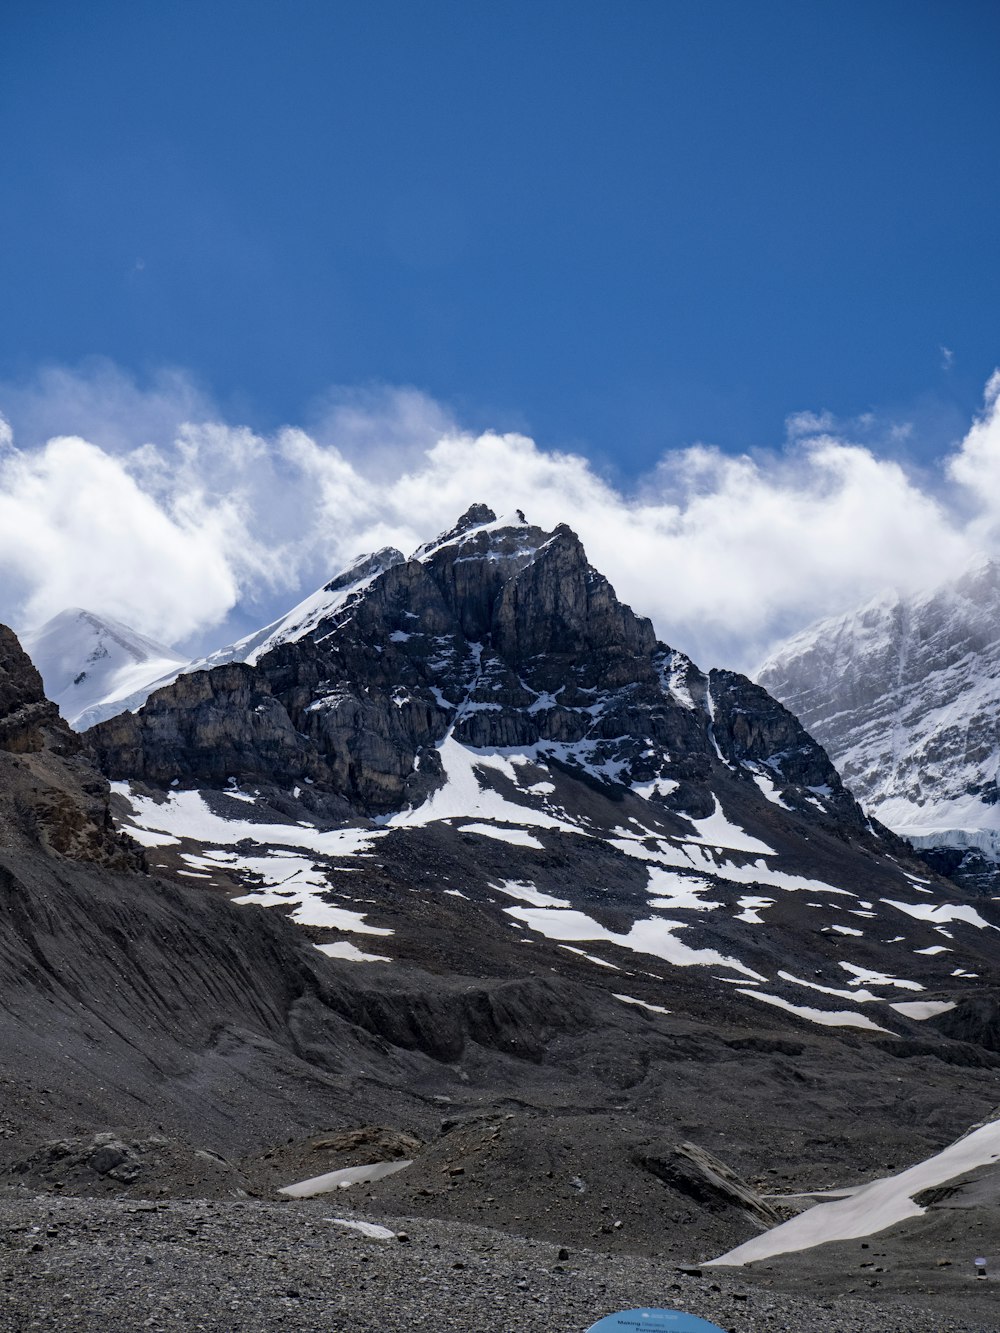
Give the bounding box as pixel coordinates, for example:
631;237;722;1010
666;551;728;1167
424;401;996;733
0;624;62;753
0;625;141;869
635;1139;782;1228
930;993;1000;1053
86;508;871;837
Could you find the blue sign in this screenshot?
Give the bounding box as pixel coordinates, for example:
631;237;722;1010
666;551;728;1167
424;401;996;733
586;1312;727;1333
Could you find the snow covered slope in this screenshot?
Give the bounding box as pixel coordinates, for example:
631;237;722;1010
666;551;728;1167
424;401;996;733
191;545;405;671
20;609;186;730
708;1111;1000;1266
757;557;1000;886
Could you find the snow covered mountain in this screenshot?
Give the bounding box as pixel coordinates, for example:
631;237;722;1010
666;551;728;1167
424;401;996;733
757;557;1000;890
20;609;187;730
85;505;999;1043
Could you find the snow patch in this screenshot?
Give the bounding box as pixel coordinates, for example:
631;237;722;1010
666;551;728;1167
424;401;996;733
735;988;890;1033
493;880;570;908
889;1000;957;1020
278;1160;412;1198
883;899;998;931
381;736;580;835
457;822;544;848
506;906;765;980
614;994;670;1016
325;1218;397;1240
707;1115;1000;1266
687;797;776;855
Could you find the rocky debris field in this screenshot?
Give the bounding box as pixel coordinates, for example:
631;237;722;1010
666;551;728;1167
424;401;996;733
1;1193;996;1333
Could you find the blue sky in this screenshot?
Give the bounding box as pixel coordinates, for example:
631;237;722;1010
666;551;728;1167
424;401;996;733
2;0;997;473
1;1;1000;669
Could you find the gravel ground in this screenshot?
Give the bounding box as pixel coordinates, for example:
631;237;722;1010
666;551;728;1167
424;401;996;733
0;1195;996;1333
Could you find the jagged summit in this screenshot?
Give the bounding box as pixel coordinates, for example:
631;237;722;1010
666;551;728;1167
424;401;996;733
413;503;534;560
420;501;500;548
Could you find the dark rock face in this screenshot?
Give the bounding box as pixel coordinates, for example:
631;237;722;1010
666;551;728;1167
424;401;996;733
86;509;870;836
708;669;870;828
917;844;999;896
90;661;336;791
0;626;140;869
931;993;1000;1053
0;625;62;753
491;525;657;669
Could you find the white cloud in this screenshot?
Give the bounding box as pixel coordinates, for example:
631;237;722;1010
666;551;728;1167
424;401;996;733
1;364;999;670
946;369;1000;542
784;409;837;439
0;358;214;453
0;436;242;642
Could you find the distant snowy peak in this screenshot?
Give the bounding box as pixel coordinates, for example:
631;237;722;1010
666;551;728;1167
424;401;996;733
757;557;1000;886
21;609;186;730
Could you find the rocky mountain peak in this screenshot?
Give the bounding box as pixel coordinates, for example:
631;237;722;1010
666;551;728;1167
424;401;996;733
414;502;497;557
86;509;871;849
417;508;551;643
453;501;497;531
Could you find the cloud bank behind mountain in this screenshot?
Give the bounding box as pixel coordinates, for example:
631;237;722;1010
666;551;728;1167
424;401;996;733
1;361;998;672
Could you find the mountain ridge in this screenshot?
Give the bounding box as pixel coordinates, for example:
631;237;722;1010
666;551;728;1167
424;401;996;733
81;506;998;1052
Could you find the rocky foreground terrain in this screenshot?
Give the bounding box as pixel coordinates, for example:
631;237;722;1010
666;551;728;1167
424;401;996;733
3;508;1000;1330
3;1194;998;1333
